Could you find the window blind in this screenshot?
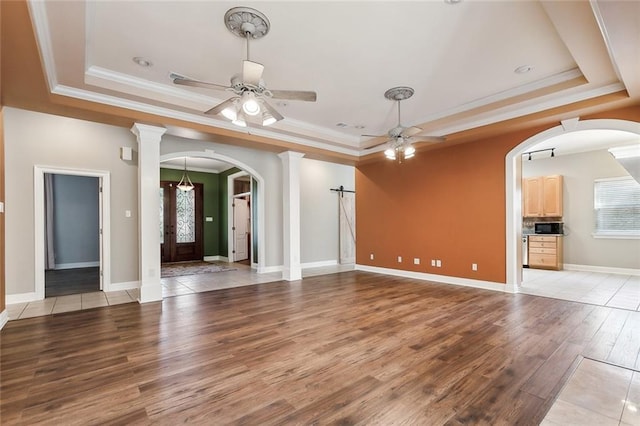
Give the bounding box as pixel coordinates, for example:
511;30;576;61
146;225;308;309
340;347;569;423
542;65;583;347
594;177;640;236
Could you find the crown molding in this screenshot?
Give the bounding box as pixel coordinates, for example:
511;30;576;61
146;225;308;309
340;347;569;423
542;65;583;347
51;84;362;157
27;0;58;91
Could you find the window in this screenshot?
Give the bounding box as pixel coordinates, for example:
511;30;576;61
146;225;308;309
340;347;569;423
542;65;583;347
594;176;640;238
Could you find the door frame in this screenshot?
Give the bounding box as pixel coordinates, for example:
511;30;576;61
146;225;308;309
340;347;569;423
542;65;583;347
504;118;640;293
34;166;111;299
160;150;266;272
228;171;252;264
231;191;251;262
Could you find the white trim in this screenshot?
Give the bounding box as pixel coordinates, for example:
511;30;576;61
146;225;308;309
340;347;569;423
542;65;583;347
259;265;284;274
228;171;250;263
34;166;112;300
608;145;640;159
564;263;640;276
301;260;339;269
0;310;8;330
355;265;509;293
592;233;640;240
54;261;100;270
109;281;141;291
505;118;640;292
160;150;267;272
6;292;39;304
26;1;58;91
203;255;229;262
52;85;361;156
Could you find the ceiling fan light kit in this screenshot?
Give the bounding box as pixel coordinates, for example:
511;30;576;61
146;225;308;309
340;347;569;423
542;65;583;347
362;86;446;162
171;7;317;128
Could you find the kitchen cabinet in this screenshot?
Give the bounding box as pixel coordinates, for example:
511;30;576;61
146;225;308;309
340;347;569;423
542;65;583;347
528;235;563;270
523;175;563;217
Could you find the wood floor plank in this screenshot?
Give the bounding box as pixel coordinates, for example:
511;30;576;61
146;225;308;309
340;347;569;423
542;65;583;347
2;271;640;424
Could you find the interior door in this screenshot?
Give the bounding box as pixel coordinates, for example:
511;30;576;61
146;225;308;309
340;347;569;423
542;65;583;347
339;192;356;264
233;197;250;262
161;181;204;263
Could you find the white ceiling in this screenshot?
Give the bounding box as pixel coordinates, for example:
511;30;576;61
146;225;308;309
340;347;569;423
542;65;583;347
28;0;639;157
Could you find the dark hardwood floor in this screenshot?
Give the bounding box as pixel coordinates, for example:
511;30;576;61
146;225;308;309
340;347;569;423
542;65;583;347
45;267;100;297
2;271;639;424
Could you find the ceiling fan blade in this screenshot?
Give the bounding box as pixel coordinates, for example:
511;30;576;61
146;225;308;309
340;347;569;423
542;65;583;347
401;126;423;137
242;60;265;86
260;99;285;122
204;98;237;115
363;139;392;150
361;134;385;138
413;136;446;144
171;73;230;91
269;90;317;102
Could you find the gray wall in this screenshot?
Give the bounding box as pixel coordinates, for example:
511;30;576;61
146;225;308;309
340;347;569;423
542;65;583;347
523;149;640;269
4;107;139;295
4;106;357;298
51;174;100;266
300;158;355;264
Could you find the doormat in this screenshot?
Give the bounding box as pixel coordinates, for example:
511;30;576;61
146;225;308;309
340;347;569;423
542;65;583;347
161;261;236;278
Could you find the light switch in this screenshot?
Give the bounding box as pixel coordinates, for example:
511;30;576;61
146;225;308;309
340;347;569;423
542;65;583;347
0;202;4;213
125;210;131;218
205;217;213;222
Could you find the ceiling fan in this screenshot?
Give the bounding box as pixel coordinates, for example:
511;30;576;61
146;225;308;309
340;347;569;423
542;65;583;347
171;7;317;127
363;87;445;161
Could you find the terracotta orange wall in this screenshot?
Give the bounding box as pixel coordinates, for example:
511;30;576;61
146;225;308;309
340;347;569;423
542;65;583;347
356;104;640;284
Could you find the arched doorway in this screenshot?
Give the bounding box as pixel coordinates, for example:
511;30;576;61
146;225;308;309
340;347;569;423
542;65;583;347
505;119;640;292
159;149;267;272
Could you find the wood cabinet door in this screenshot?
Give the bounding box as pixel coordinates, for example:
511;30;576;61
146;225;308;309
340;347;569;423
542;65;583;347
542;175;563;217
523;177;543;217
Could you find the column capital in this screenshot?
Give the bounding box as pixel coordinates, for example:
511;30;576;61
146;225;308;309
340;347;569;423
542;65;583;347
277;151;305;162
130;123;167;143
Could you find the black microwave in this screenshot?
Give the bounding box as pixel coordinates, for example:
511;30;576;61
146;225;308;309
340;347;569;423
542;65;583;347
535;222;563;235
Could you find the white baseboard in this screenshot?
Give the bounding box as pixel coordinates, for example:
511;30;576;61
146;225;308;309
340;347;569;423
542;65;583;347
564;263;640;276
54;261;100;270
258;265;283;274
301;260;338;269
107;280;140;291
6;292;40;304
204;255;229;262
0;310;8;330
355;264;509;293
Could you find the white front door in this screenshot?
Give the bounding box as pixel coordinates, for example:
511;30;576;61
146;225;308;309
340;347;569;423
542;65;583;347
233;197;250;261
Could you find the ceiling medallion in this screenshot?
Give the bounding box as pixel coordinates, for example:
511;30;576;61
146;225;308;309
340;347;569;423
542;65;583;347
384;86;415;101
224;7;270;39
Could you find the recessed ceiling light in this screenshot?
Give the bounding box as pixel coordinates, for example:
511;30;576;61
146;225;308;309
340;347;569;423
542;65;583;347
336;123;348;128
444;0;463;4
355;125;365;129
133;57;152;67
514;65;533;74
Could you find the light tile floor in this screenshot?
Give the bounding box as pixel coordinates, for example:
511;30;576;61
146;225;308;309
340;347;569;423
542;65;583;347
7;263;355;321
542;358;639;426
521;268;640;311
7;289;139;320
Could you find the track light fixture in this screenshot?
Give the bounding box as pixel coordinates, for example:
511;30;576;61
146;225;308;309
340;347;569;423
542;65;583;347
523;148;556;161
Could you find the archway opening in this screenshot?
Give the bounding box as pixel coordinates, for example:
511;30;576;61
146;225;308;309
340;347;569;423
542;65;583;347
505;119;640;293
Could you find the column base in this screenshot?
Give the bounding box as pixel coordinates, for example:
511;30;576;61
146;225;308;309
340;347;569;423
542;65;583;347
138;281;163;303
282;267;302;281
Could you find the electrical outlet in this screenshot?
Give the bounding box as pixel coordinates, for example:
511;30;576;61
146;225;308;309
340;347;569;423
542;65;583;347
431;259;436;267
397;256;402;263
414;258;420;265
370;253;374;260
436;260;442;267
472;263;478;271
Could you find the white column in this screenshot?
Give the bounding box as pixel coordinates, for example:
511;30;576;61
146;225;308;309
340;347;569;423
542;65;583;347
131;123;166;303
278;151;305;281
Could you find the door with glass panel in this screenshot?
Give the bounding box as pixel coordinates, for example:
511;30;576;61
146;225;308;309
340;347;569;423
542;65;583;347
160;181;204;263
